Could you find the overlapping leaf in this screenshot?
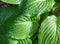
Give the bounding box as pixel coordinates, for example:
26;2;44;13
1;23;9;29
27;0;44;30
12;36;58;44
1;0;21;4
0;5;40;44
18;38;32;44
0;6;20;44
3;15;40;39
0;0;56;44
38;15;60;44
20;0;55;16
8;38;32;44
1;11;40;39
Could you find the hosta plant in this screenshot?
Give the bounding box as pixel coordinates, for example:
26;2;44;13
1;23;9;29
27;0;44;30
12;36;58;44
0;0;60;44
38;15;60;44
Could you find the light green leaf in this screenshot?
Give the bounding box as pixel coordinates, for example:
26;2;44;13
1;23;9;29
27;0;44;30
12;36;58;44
3;16;30;39
38;15;60;44
2;15;40;39
0;6;40;41
8;38;32;44
18;38;32;44
1;0;21;4
21;0;55;16
8;39;18;44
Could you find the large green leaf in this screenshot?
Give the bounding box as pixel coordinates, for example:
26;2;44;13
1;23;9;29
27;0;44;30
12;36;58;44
1;0;21;4
0;6;39;44
38;15;60;44
2;15;39;44
20;0;55;16
2;14;40;40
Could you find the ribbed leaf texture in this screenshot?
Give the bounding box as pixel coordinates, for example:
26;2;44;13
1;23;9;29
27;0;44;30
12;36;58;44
18;38;32;44
0;6;19;44
20;0;55;16
0;0;56;44
0;6;40;44
1;0;55;16
0;6;19;25
4;15;39;39
38;15;60;44
8;38;32;44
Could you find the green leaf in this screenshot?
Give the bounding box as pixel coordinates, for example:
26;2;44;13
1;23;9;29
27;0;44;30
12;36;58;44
2;15;40;39
0;6;19;37
8;38;32;44
18;38;32;44
38;15;60;44
1;0;21;4
8;39;18;44
0;6;40;43
0;6;19;44
3;16;30;39
20;0;55;16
